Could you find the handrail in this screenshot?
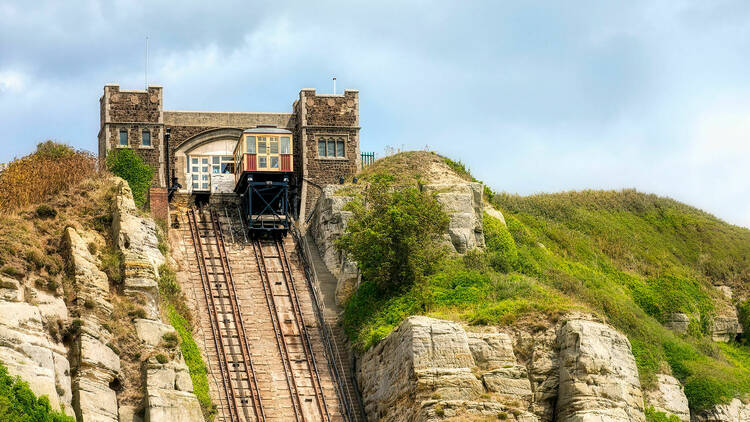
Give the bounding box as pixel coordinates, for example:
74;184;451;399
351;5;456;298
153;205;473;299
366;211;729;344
290;216;367;422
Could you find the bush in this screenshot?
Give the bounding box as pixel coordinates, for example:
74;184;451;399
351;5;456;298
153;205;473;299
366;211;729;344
645;406;681;422
169;306;216;420
0;265;24;280
155;354;168;364
483;212;517;273
0;141;96;211
106;148;154;208
0;362;75;421
34;205;57;219
337;178;449;292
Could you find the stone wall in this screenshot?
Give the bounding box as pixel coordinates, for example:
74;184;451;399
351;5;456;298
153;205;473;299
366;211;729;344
296;89;361;220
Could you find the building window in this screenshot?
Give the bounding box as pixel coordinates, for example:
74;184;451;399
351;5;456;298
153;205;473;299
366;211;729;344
317;137;346;158
141;130;151;147
119;129;128;146
212;156;234;174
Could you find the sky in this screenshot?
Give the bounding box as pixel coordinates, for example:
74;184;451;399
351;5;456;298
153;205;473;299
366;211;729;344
1;1;750;227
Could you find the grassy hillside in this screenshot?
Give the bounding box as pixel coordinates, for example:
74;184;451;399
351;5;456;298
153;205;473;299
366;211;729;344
341;151;750;413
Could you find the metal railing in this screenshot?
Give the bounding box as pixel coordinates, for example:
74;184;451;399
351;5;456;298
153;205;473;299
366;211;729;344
360;152;375;169
290;219;368;422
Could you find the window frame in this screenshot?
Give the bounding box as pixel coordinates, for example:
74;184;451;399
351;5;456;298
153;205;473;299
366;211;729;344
316;135;348;159
141;129;151;147
119;129;129;147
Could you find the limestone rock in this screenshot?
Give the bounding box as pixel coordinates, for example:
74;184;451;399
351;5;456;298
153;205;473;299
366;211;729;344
485;203;506;226
145;356;203;422
64;227;113;318
71;327;120;422
556;319;645;422
135;318;177;347
422;182;485;253
112;177;165;319
0;300;72;414
357;316;483;421
664;313;690;334
310;185;360;304
711;305;743;342
644;374;690;422
693;398;750;422
0;275;23;301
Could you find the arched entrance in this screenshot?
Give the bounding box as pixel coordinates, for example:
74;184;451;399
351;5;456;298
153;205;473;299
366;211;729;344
173;128;243;194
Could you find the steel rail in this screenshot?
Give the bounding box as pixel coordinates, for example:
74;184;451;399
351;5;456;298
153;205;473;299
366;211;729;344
252;238;305;422
209;209;266;421
187;209;240;422
275;238;331;422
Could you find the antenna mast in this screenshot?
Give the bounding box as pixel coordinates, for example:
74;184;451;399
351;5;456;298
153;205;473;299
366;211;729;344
145;36;149;90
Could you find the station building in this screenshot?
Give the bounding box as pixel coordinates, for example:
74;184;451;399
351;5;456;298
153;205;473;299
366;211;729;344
97;84;360;221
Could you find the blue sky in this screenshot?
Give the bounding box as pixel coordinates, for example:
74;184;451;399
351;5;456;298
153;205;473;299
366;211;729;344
1;1;750;226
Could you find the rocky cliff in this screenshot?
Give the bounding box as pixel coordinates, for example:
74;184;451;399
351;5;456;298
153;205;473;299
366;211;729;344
0;176;203;421
355;315;698;422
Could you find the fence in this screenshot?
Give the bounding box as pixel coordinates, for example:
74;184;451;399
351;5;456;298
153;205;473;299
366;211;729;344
360;152;375;169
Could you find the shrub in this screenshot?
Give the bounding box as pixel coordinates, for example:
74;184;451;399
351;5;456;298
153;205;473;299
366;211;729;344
129;308;147;319
83;299;95;310
87;242;97;256
106;148;154;208
46;279;59;292
162;332;179;348
100;246;122;284
337;178;449;292
0;362;75;421
0;141;96;211
35;204;57;219
24;250;45;270
155;354;168;364
645;407;681;422
169;306;216;420
483;212;518;273
0;265;24;280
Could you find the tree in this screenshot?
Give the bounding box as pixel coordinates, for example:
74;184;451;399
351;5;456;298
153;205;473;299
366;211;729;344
337;178;450;292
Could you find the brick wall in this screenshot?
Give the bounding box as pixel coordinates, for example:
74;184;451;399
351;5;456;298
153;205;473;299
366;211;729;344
149;188;169;223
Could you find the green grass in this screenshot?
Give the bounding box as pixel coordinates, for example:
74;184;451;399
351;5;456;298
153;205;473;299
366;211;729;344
340;152;750;413
168;306;216;421
0;361;75;422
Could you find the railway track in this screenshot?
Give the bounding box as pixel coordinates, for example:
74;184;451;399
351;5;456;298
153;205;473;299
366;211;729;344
187;208;265;422
252;235;332;422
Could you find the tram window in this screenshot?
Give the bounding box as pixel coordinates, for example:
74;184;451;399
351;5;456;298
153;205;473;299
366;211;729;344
246;136;256;153
336;140;345;157
258;156;267;168
270;138;279;154
270;156;279;169
281;137;290;154
257;138;267;154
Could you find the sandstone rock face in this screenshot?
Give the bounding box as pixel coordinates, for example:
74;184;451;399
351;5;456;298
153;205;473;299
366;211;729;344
556;319;645;422
145;356;203;422
0;299;72;415
310;185;360;304
665;313;691;334
135;318;177;347
113;178;165;320
422;182;485;253
64;227;113;319
711;306;743;342
693;398;750;422
71;325;121;422
358;316;648;422
485;203;506;226
644;374;690;422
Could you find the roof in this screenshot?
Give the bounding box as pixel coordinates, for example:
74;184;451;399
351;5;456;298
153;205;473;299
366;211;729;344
243;127;293;134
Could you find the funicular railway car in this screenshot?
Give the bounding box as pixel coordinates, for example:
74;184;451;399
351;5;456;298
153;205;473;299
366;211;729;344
233;126;294;234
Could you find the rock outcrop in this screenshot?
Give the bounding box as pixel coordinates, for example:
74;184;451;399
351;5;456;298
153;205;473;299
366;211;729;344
422;182;484;253
556;319;645;422
358;316;647;422
693;398;750;422
310;185;360;304
144;356;204;422
644;374;690;422
113;178;165;320
0;295;73;415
